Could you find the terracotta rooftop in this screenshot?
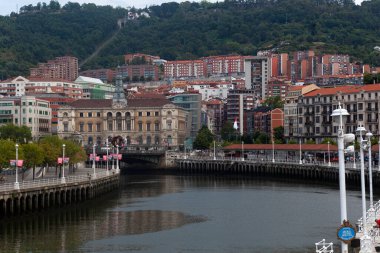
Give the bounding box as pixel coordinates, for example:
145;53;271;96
68;98;172;108
305;84;380;97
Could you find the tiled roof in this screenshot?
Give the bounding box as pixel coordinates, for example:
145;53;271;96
304;84;380;97
288;86;304;91
68;98;172;108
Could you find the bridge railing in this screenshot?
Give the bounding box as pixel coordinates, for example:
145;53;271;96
0;170;113;193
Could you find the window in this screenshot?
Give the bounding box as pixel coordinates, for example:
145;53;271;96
108;123;113;131
146;136;151;145
147;123;151;131
155;111;159;116
96;123;101;132
147;112;151;117
88;112;92;117
97;112;101;117
88;123;93;132
138;112;143;117
155;122;160;131
315;117;320;123
63;122;68;132
79;112;84;117
138;122;143;131
359;114;363;121
80;123;84;132
167;120;172;130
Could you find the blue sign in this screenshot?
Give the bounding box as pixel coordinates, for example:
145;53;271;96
337;226;356;242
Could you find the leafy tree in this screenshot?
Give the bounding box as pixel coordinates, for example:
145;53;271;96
22;143;44;180
39;135;62;170
193;125;214;150
262;96;284;109
221;121;236;141
0;124;32;144
63;140;87;169
0;139;17;169
306;139;316;144
253;131;269;144
321;138;337;146
273;126;285;144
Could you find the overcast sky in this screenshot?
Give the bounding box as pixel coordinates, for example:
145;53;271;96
0;0;365;16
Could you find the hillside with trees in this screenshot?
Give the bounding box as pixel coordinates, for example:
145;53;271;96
0;0;379;79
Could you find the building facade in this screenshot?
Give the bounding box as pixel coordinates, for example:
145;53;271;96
0;96;52;139
30;56;79;81
57;75;188;148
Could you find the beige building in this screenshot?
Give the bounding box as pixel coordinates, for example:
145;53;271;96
57;75;188;148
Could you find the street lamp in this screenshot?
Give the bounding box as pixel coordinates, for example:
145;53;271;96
331;103;350;253
111;146;115;171
299;138;302;164
241;141;244;161
327;141;331;167
356;125;373;253
213;140;216;160
116;144;120;174
61;144;66;184
14;144;20;190
366;132;374;207
106;139;109;176
92;144;97;179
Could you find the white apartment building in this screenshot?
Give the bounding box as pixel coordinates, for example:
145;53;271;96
0;96;52;139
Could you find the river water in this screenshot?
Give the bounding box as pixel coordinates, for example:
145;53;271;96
0;173;367;253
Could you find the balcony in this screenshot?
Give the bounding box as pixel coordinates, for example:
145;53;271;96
305;121;314;126
368;118;378;123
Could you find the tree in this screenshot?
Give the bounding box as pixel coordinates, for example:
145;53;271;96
63;140;87;171
262;96;284;109
22;143;44;180
0;139;17;170
0;124;32;143
193;125;214;150
221;121;235;141
39;136;62;171
273;126;285;144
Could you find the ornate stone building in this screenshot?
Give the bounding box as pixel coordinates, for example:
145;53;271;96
57;75;188;148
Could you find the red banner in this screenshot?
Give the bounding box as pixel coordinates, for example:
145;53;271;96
57;158;63;164
103;155;107;161
118;154;122;160
10;160;24;167
96;156;100;161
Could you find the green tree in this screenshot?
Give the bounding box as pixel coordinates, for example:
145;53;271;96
22;143;44;180
273;126;285;144
221;121;236;141
63;140;87;170
262;96;284;109
0;124;32;143
0;139;17;170
193;125;214;150
39;136;62;171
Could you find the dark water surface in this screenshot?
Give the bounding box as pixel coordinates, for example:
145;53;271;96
0;174;366;253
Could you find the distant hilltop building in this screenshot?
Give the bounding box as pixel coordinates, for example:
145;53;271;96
30;56;79;81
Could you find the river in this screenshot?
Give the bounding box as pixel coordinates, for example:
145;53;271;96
0;173;366;253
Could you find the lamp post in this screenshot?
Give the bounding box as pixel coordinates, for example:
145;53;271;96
116;144;120;174
14;144;20;190
92;144;97;179
353;145;356;169
213;140;216;160
366;132;374;208
331;103;350;253
111;146;115;171
61;144;66;184
241;141;244;161
299;138;302;164
106;139;109;176
328;141;331;167
356;125;373;253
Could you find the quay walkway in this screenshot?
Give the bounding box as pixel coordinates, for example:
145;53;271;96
0;166;120;217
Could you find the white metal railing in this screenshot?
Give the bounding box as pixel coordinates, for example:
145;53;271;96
0;170;116;192
315;239;333;253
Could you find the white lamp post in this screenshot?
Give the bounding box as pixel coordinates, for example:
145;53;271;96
353;145;356;169
272;139;275;163
14;144;20;190
331;103;349;253
111;146;115;171
184;144;187;159
299;138;302;164
116;144;120;174
61;144;66;184
241;141;244;161
356;125;373;253
366;132;374;207
213;140;216;160
327;141;331;167
92;144;97;179
106;139;109;176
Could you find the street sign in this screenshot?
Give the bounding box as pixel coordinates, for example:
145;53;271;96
337;220;356;244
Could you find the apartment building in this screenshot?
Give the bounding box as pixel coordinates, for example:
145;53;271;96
164;60;206;79
0;96;52;139
30;56;78;81
202;55;246;76
244;56;270;100
79;69;115;83
284;84;380;144
74;76;114;99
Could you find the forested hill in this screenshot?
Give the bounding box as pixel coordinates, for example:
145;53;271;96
0;0;380;79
